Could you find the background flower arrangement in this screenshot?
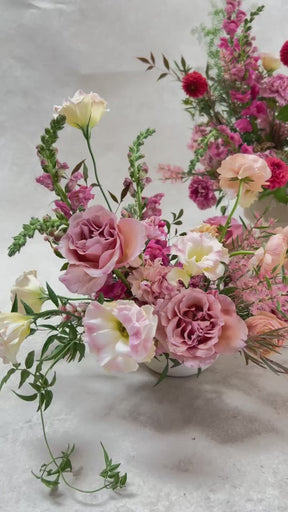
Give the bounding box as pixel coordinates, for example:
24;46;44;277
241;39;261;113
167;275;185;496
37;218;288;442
1;90;288;495
139;0;288;212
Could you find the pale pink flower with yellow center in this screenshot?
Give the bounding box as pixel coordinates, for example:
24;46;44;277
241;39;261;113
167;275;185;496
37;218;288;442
168;232;229;286
217;154;271;207
249;234;287;276
10;270;44;314
83;300;157;372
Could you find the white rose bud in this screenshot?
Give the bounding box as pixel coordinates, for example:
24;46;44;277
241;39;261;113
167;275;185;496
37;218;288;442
11;270;44;314
0;313;32;364
54;90;107;131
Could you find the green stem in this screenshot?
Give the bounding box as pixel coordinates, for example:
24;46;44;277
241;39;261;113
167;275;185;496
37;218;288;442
230;250;255;257
219;181;243;243
84;130;112;212
113;269;131;291
39;405;111;494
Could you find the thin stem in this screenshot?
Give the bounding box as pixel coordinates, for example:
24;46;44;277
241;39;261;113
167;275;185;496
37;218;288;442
84;130;112;212
230;250;255;257
39;405;111;494
113;269;131;290
219;181;243;243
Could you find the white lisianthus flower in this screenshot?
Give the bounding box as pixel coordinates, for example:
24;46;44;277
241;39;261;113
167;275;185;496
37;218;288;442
83;300;157;373
11;270;44;314
168;232;229;286
0;313;32;364
54;90;107;131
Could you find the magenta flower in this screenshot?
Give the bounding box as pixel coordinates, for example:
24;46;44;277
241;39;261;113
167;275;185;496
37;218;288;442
36;173;54;191
188;176;217;210
68;185;94;210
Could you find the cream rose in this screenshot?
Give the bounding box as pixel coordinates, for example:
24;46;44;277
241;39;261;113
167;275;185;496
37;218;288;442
54;90;107;131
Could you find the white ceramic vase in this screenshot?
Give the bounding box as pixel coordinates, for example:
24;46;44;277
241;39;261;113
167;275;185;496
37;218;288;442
145;355;208;378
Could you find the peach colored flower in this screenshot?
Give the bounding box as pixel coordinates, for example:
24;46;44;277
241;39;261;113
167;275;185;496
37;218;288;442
260;53;281;72
249;233;287;276
84;300;157;372
191;223;219;237
54;90;107;131
217;154;271;207
245;311;288;356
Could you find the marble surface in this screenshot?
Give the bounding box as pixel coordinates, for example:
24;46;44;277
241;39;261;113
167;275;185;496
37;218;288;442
1;0;288;510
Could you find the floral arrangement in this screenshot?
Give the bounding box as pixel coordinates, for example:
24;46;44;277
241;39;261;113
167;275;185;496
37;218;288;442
139;0;288;210
1;90;288;495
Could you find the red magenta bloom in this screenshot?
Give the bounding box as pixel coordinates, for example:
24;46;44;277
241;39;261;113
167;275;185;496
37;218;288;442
264;157;288;190
280;41;288;67
182;71;208;98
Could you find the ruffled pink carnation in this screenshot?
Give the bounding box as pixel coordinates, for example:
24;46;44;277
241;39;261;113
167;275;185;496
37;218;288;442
260;75;288;106
156;288;248;368
144;239;170;266
128;259;176;304
188;176;217;210
263;157;288;190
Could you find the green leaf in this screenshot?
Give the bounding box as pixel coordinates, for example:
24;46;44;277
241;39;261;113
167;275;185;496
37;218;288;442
13;391;38;401
60;262;69;271
277;104;288;122
154;357;169;386
43;390;53;411
83;162;89;183
157;72;168;81
108;191;119;204
11;294;18;313
162;54;170;70
21;300;35;316
25;351;35;369
46;282;59;307
0;367;17;391
71;159;85;175
150;52;155;65
136;56;150;64
19;369;30;388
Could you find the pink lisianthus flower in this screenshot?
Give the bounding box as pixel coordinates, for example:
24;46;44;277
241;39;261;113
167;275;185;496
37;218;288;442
84;300;157;372
59;205;147;295
249;234;287;277
205;216;243;248
36;173;54;191
217;153;271;207
68;185;95;210
156;288;247;368
128;259;176;304
168;231;229;285
234;119;253;133
188;175;217;210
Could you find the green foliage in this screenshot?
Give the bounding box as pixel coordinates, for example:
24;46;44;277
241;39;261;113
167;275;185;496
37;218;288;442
8;216;68;257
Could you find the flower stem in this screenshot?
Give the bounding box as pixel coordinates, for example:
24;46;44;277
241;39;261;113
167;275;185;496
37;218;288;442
219;181;243;243
113;269;131;290
230;250;255;257
84;130;112;212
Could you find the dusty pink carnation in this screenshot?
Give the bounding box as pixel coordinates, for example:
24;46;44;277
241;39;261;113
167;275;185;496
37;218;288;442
128;259;176;304
59;205;146;295
156;288;248;368
260;75;288;107
188;176;217;210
